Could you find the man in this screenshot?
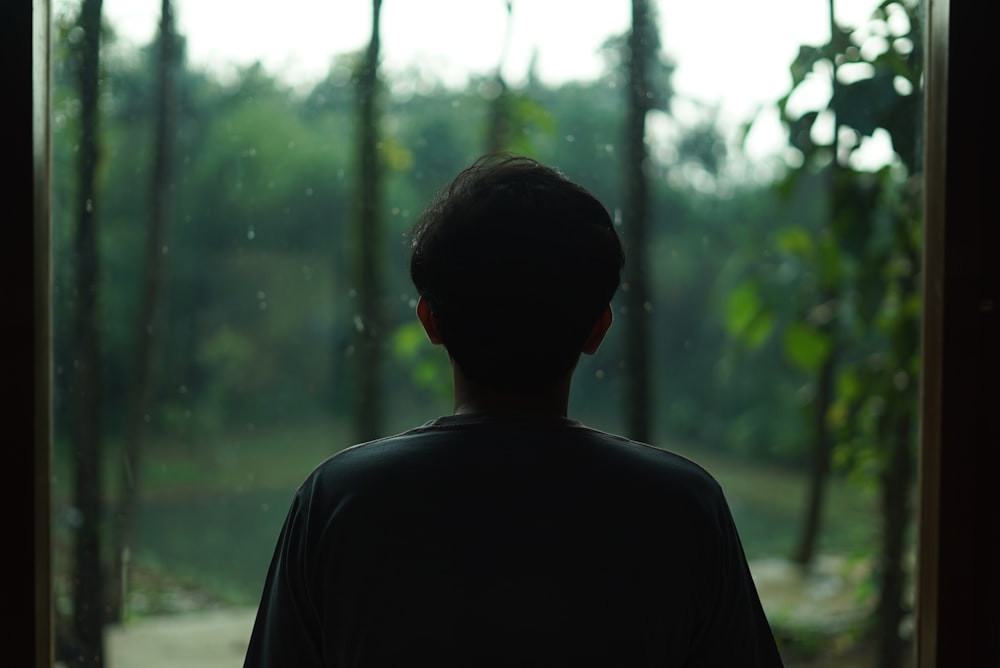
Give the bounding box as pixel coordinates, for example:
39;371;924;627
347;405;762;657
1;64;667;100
244;154;784;667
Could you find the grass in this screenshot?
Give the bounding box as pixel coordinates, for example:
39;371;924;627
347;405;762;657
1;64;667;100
53;419;886;623
50;418;904;667
665;442;879;560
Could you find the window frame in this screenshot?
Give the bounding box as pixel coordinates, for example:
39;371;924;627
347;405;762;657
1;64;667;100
16;1;998;665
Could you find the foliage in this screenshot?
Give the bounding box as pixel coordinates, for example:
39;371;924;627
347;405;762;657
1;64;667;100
53;16;783;451
50;8;913;612
780;0;923;483
48;8;926;650
729;1;922;662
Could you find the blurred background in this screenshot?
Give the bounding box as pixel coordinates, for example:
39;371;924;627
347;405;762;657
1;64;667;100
50;1;923;666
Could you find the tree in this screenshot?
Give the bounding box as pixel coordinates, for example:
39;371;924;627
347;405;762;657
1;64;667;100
352;0;386;442
68;0;107;664
621;0;657;443
485;1;514;153
110;0;178;623
788;0;846;569
744;0;922;663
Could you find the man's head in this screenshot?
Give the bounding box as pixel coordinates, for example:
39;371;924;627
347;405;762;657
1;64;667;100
409;153;625;394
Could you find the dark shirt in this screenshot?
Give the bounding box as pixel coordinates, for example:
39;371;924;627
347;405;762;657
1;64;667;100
244;413;784;667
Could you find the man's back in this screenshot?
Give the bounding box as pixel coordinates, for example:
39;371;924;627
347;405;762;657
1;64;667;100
244;413;782;667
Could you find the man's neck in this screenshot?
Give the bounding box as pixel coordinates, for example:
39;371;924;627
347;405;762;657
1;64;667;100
451;369;572;418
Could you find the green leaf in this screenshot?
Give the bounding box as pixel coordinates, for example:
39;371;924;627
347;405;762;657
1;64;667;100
775;226;814;259
783;321;832;372
724;282;774;349
724;282;761;335
391;320;427;361
836;367;863;402
833;70;898;138
745;312;776;349
790;45;824;87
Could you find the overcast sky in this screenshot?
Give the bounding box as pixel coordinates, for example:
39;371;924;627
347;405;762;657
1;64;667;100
59;0;885;160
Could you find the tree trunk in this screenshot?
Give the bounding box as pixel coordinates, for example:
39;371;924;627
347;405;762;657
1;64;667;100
622;0;653;444
109;0;177;623
875;411;913;668
353;0;384;443
70;0;106;664
485;2;514;153
792;0;841;569
792;342;837;566
875;245;919;668
485;76;510;155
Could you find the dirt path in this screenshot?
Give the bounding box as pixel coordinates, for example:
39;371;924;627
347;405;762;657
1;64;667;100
105;608;256;668
100;557;881;668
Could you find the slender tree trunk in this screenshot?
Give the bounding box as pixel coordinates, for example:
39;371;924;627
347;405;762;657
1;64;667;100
485;1;514;153
876;411;913;668
486;79;509;155
875;247;919;668
622;0;652;444
792;340;837;566
792;0;841;569
70;0;106;664
110;0;177;623
353;0;384;443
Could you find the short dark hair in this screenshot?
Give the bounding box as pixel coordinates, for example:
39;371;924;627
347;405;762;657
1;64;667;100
409;153;625;393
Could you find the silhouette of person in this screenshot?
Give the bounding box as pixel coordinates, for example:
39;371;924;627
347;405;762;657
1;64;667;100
244;154;784;667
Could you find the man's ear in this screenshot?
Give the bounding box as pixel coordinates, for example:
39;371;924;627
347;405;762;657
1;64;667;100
581;304;613;355
416;297;443;345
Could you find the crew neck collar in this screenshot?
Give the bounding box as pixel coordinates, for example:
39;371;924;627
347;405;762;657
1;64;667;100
425;412;583;429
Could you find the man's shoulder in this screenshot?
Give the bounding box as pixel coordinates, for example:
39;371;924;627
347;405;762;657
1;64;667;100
304;413;723;501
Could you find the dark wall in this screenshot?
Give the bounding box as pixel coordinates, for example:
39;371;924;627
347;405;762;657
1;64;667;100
917;1;1000;666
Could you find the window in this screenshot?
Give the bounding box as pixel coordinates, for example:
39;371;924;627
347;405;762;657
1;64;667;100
21;1;992;668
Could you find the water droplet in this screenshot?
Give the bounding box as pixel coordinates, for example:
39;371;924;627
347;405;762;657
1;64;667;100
354;316;364;332
247;225;256;241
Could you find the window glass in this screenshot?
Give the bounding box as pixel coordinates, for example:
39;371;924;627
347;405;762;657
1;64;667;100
51;1;921;665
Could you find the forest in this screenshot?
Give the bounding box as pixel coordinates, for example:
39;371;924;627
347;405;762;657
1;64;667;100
51;1;923;667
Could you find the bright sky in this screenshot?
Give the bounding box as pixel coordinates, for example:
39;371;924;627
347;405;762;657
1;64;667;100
72;0;885;161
